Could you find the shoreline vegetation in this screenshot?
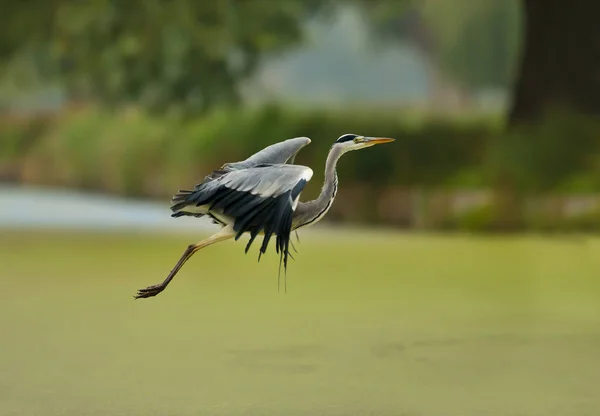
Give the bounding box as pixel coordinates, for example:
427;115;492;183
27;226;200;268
2;104;600;232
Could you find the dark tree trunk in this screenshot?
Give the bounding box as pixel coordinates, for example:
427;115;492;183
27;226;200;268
509;0;600;124
492;0;600;231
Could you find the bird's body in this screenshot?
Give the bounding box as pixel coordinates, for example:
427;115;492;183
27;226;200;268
135;134;394;299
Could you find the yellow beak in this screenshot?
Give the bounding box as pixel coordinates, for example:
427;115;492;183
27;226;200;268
364;137;395;145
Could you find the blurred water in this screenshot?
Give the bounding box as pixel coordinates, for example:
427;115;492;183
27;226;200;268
0;184;214;233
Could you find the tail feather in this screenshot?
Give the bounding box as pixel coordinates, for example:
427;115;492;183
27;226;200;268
169;164;235;217
171;189;193;204
170;196;192;213
170;189;202;217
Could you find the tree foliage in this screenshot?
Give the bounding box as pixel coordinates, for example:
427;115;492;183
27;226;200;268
1;0;520;111
0;0;323;114
421;0;522;90
361;0;521;91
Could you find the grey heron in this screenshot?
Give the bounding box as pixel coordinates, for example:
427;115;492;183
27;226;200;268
134;134;394;299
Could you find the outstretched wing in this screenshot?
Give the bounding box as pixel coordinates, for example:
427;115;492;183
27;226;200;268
171;164;313;275
191;137;312;207
202;136;311;181
228;136;311;168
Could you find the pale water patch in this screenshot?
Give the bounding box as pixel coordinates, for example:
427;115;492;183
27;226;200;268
0;184;344;237
0;184;214;233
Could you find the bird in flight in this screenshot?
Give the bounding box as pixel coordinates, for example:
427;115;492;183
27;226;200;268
134;134;394;299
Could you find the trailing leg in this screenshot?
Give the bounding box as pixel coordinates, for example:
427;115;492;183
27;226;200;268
134;226;234;299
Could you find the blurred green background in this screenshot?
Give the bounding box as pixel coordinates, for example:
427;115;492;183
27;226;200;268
2;1;600;415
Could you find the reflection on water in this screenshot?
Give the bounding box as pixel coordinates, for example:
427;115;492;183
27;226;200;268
0;184;213;232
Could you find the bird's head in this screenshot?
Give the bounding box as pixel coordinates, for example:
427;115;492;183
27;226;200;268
333;133;395;153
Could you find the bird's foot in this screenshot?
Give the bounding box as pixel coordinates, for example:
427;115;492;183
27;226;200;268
134;284;165;299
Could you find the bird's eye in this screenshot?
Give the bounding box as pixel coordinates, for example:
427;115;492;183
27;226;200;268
353;136;362;143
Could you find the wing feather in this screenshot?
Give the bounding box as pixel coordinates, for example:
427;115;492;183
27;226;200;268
225;137;311;170
170;164;313;279
176;137;312;220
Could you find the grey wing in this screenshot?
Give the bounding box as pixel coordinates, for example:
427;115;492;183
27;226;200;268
170;164;313;270
223;137;311;170
197;137;311;185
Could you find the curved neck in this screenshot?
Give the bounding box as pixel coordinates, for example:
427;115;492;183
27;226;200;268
294;145;344;228
316;145;343;204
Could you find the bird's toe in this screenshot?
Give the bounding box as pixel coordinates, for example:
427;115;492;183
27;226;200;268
134;284;165;299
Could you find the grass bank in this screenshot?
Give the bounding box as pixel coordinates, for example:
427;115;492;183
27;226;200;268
2;228;600;415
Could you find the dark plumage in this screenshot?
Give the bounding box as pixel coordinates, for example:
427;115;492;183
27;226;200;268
169;163;311;288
